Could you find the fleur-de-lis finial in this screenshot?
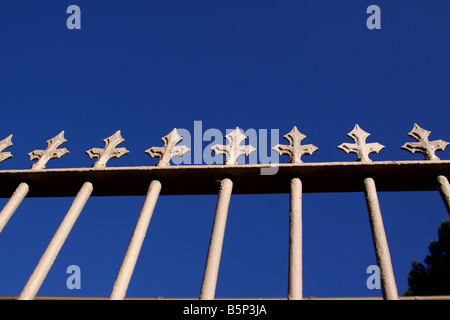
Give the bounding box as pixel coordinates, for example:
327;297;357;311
0;134;13;163
337;124;385;162
211;127;256;165
28;131;69;169
145;128;190;167
401;123;449;161
272;126;318;163
86;130;130;168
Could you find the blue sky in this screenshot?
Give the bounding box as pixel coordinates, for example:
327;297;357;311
0;0;449;298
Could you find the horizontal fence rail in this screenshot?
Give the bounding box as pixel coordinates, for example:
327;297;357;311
0;161;450;197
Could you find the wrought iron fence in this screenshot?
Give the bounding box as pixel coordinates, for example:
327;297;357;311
0;124;449;300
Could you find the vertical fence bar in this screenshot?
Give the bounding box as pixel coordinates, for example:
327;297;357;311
288;177;303;300
363;177;398;300
200;178;233;300
436;175;450;217
337;125;398;299
18;181;93;300
110;180;162;300
0;182;30;233
271;126;317;300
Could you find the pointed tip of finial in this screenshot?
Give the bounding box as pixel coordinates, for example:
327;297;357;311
113;130;124;139
410;122;424;130
348;124;371;138
3;134;13;145
54;131;67;143
165;128;183;143
0;135;13;163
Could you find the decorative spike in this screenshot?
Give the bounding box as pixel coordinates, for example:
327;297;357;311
145;128;190;167
272;126;318;163
401;123;449;160
28;131;69;170
0;134;13;163
337;124;384;162
211;127;256;165
86;130;130;168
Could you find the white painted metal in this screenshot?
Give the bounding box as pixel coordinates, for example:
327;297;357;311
86;130;129;168
211;127;256;165
200;178;233;300
0;124;447;300
401;124;449;161
436;175;450;216
0;182;29;233
338;124;385;162
363;177;398;300
146;128;190;167
273;126;318;163
0;135;13;163
18;181;93;300
110;180;162;300
0;132;69;233
288;177;302;300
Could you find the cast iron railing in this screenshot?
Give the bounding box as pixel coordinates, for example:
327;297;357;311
0;124;449;300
